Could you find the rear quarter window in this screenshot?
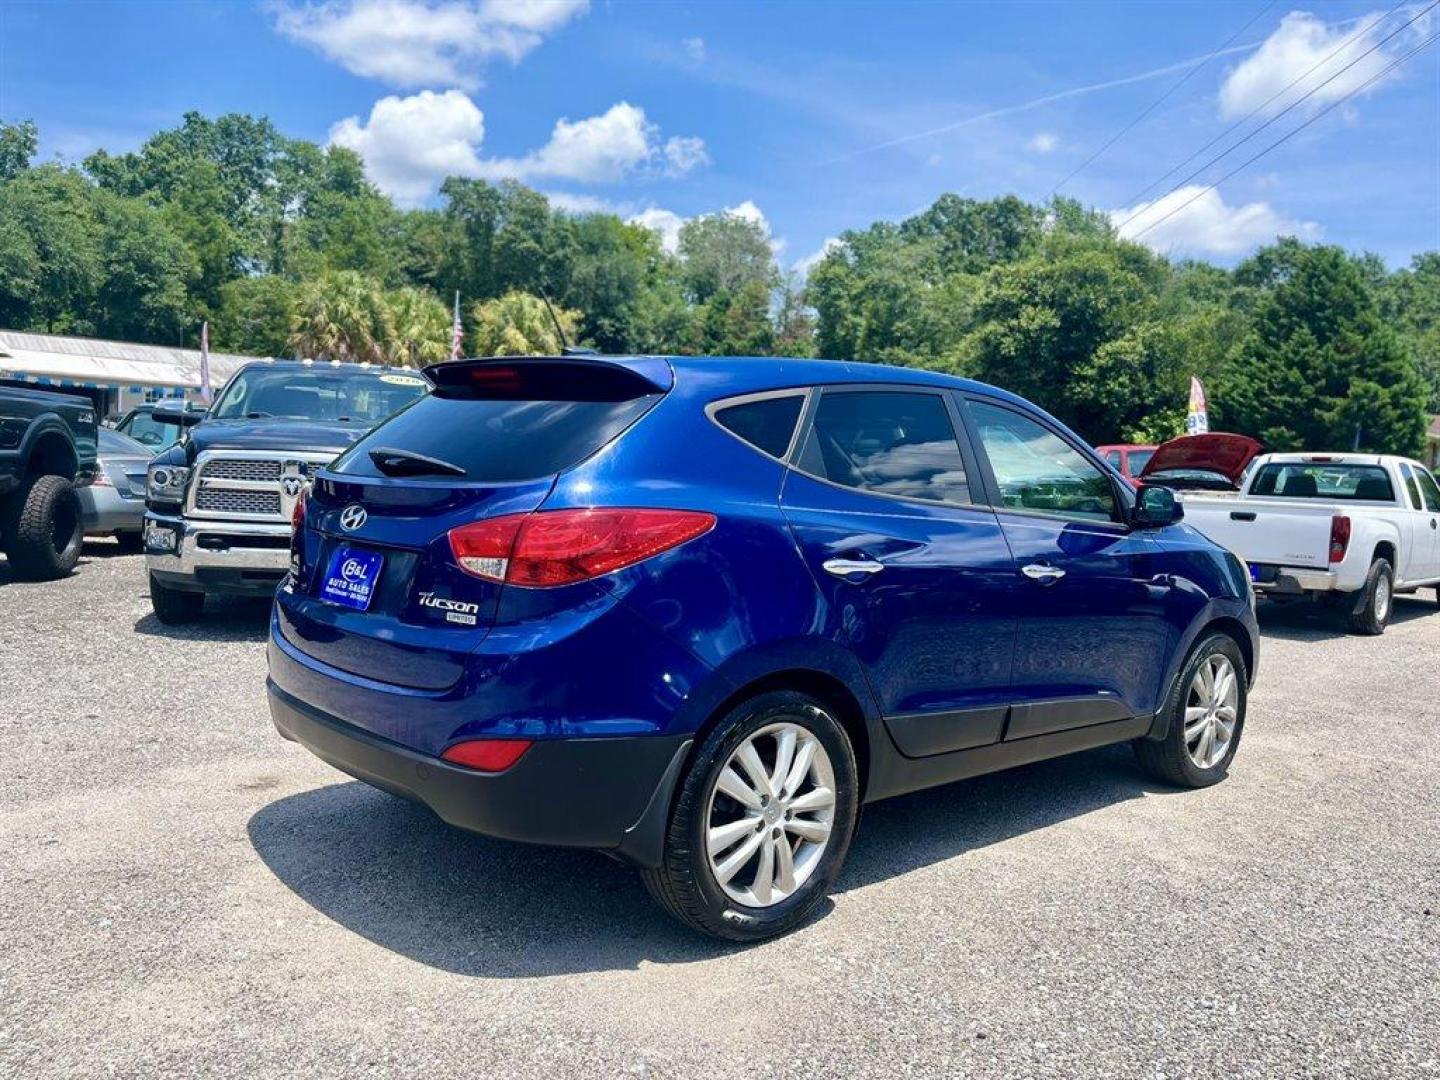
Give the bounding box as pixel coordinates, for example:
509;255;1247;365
711;394;804;459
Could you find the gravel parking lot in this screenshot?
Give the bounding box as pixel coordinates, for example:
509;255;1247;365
2;544;1438;1078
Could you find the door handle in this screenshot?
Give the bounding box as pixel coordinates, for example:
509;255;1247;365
1430;518;1437;530
1021;563;1066;583
822;557;885;578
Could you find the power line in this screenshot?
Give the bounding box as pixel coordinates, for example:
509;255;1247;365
1052;0;1277;194
1117;0;1440;234
1121;0;1411;208
1129;29;1440;243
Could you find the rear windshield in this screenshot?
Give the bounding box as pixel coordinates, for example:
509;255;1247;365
1250;463;1395;501
332;364;662;482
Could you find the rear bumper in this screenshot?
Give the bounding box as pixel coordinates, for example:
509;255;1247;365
79;487;144;534
267;678;691;865
145;512;291;596
1253;565;1337;594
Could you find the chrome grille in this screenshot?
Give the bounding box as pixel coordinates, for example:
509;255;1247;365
203;458;283;482
195;488;283;515
187;450;336;522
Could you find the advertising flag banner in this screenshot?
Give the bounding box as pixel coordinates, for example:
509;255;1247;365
1186;376;1209;435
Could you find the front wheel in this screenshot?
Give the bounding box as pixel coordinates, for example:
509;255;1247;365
2;474;83;581
1134;633;1247;788
641;690;859;941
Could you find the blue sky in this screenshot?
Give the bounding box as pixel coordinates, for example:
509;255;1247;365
1;1;1437;270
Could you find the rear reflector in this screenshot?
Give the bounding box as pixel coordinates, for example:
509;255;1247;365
440;738;533;772
1329;515;1351;563
449;508;716;587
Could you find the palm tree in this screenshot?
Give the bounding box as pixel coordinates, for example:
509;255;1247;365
468;291;582;357
383;286;451;367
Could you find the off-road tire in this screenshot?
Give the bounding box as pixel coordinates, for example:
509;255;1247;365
640;690;859;942
2;474;83;581
1347;558;1393;636
149;571;205;624
1133;632;1247;789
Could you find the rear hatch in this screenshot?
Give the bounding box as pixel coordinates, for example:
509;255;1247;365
277;356;670;691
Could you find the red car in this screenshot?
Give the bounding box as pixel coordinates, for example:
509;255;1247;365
1095;443;1157;486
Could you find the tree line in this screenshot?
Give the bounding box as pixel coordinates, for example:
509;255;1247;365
1;112;1435;454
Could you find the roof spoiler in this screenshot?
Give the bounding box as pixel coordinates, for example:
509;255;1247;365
422;354;673;400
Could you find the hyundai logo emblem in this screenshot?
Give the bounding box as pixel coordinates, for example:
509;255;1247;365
339;504;368;531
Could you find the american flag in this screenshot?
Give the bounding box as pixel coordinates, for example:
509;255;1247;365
450;291;464;360
199;321;213;404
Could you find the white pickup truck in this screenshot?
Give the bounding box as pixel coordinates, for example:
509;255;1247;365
1139;438;1440;635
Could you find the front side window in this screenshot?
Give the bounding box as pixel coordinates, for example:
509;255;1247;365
968;401;1116;522
796;390;971;505
1401;463;1424;509
1416;467;1440;512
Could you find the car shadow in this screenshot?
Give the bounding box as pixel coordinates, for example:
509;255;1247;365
133;597;272;642
1256;594;1433;641
247;742;1163;975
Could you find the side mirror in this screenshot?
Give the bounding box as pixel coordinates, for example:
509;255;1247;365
152;406;204;427
1132;483;1184;528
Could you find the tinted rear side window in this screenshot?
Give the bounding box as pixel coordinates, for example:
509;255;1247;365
333;384;661;482
1250;463;1395;501
797;390;971;505
712;394;804;458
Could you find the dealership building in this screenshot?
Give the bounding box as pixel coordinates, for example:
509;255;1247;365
0;329;269;419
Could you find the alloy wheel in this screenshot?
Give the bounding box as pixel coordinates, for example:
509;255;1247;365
1184;654;1239;770
704;721;836;907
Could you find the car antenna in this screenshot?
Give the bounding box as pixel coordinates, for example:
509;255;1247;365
538;288;597;357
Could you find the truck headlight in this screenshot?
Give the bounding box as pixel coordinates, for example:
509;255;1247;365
146;463;190;503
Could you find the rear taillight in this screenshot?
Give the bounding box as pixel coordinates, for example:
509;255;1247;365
291;487;307;532
448;508;716;587
92;468;113;487
440;738;532;772
1329;514;1351;563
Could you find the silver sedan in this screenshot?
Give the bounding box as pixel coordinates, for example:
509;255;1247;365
79;427;153;551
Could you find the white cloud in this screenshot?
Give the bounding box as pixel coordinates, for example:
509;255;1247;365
663;135;710;176
271;0;588;90
628;207;688;253
331;94;706;201
543;191;629;215
1111;185;1321;257
478;101;708;182
1218;9;1429;120
329;89;486;204
1027;132;1059;153
795;236;843;277
682;36;705;63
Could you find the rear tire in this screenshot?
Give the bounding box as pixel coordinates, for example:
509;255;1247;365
2;474;83;581
1134;633;1247;789
149;572;205;624
1347;558;1393;635
641;690;859;941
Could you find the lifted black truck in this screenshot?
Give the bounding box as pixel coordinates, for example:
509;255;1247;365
0;384;99;580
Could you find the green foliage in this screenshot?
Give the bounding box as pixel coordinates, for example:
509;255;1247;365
0;112;1433;453
1223;243;1426;455
469;290;580;356
0;119;39;181
289;271;449;366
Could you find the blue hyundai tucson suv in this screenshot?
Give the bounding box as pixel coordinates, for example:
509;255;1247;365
267;354;1258;940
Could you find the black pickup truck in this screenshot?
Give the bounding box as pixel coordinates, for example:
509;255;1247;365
0;384;99;579
143;360;428;622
